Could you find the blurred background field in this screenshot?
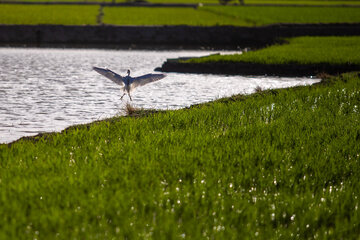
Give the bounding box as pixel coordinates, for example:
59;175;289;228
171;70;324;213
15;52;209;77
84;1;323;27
103;6;360;26
0;4;359;25
1;0;360;5
0;4;98;25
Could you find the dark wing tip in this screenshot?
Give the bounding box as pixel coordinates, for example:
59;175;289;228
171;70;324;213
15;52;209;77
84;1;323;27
93;66;109;71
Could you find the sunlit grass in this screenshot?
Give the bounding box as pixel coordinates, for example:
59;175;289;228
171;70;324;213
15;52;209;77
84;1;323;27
103;6;240;26
7;0;360;5
1;72;360;238
186;36;360;65
0;4;98;25
200;5;360;25
243;0;360;5
103;5;360;26
0;4;358;26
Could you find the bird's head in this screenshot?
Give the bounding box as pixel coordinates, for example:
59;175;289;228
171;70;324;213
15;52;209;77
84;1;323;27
127;69;130;76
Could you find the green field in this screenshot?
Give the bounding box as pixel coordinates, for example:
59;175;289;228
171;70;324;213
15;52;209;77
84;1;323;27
1;72;360;238
0;4;359;25
103;6;360;26
186;36;360;65
0;4;98;25
198;5;360;26
103;5;360;25
150;0;360;5
242;0;360;5
102;6;239;26
3;0;360;5
1;1;360;238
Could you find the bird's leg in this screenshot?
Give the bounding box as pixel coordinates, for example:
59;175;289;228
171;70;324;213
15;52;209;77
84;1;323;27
120;92;126;100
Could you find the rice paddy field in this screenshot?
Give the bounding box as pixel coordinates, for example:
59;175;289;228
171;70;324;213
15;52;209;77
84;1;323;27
102;7;239;26
0;71;360;239
2;0;360;5
196;5;360;26
185;36;360;65
1;4;359;25
241;0;360;5
0;4;98;25
1;0;360;238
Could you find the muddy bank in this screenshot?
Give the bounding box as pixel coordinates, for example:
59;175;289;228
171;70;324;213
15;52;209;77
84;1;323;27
0;23;360;49
155;60;360;77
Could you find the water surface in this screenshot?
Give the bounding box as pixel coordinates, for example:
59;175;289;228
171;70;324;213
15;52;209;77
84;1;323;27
0;48;319;143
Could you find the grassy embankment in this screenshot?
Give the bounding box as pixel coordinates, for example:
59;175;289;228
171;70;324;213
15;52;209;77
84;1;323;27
1;72;360;239
158;36;360;76
185;36;360;65
0;4;359;25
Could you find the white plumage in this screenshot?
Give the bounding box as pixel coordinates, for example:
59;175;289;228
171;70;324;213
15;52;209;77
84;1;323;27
93;67;166;101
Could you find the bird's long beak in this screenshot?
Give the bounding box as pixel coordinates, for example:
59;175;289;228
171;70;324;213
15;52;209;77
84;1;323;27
93;67;103;73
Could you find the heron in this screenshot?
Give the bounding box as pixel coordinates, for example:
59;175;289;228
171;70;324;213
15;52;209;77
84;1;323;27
93;67;166;101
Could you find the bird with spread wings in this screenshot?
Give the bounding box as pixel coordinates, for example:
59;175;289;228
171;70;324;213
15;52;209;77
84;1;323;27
93;67;166;101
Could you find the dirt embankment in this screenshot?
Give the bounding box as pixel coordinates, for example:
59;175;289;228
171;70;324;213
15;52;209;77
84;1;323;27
0;23;360;49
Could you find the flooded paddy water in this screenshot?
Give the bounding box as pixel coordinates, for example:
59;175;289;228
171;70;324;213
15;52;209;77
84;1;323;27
0;48;320;143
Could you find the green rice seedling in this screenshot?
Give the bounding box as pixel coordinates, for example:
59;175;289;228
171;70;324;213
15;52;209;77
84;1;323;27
7;0;360;5
103;6;239;26
201;5;360;25
1;72;360;238
103;5;360;26
1;4;358;26
185;36;360;65
0;4;98;25
243;0;360;5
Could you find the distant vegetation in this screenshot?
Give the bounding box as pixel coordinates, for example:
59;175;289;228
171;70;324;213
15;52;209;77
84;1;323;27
1;72;360;238
1;4;359;26
2;0;360;5
218;0;360;5
185;36;360;65
0;4;98;25
197;6;360;26
103;6;360;26
102;6;238;26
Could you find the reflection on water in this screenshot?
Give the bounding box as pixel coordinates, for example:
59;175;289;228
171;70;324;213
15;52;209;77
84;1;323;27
0;48;319;143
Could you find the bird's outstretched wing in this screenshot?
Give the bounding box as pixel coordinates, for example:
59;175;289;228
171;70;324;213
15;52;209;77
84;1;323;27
132;74;166;88
93;67;124;86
